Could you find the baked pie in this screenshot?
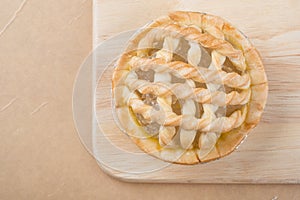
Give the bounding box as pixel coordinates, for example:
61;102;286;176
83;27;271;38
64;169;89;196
112;11;268;164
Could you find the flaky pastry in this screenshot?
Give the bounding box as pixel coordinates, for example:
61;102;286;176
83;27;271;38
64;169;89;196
112;11;268;164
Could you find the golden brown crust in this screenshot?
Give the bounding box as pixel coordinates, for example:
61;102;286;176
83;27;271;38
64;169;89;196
129;56;251;89
112;11;268;164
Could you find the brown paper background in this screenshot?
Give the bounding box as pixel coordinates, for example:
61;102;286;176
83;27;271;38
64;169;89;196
0;0;300;199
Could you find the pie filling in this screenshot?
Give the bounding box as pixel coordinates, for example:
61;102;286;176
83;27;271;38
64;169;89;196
128;43;245;150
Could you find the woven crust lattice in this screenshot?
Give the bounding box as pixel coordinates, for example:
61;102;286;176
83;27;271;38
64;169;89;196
112;11;268;164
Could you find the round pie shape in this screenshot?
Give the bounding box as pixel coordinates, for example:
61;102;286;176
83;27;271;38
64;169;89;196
112;11;268;164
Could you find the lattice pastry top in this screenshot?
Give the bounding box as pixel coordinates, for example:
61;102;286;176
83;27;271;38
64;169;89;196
112;11;268;164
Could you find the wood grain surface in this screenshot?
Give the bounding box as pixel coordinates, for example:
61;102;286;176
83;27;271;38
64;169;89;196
93;0;300;183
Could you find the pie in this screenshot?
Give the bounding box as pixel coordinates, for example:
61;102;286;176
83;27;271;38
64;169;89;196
112;11;268;164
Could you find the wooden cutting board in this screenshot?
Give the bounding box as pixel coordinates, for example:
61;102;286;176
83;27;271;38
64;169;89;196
92;0;300;183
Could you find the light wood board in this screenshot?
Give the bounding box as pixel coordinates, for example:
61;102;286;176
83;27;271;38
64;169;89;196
92;0;300;183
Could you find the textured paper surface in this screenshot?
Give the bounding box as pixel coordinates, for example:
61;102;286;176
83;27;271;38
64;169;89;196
1;0;300;199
